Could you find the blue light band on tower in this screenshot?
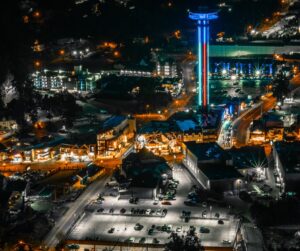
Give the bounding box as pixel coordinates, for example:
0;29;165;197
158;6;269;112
189;10;218;108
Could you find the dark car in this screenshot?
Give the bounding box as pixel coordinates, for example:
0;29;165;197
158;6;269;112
148;228;154;235
120;208;126;214
184;200;197;206
218;220;224;224
97;208;104;213
139;237;146;243
239;191;253;202
129;197;139;204
134;223;143;231
153;238;159;244
109;208;114;213
108;227;115;233
200;227;210;233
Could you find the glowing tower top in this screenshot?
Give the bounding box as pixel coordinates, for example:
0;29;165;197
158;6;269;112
189;9;218;109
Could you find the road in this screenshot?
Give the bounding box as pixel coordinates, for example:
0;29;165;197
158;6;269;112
135;57;196;122
232;95;276;147
0;161;87;173
43;172;111;250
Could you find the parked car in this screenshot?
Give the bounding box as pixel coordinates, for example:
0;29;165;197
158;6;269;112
126;237;135;243
97;208;104;213
153;199;159;205
184;200;197;206
239;191;253;202
148;228;154;235
108;228;115;233
139;237;146;243
200;227;210;233
153;238;159;244
134;223;143;231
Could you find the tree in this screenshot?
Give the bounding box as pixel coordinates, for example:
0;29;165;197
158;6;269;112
0;0;35;127
165;230;204;251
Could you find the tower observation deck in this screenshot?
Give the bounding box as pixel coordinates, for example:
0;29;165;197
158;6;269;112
189;10;218;109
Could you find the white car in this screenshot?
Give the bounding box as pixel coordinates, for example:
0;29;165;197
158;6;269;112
153;199;159;205
145;209;151;215
176;226;182;232
222;240;232;244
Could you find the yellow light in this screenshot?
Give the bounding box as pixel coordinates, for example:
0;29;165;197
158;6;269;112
34;61;41;67
23;16;29;24
33;11;41;18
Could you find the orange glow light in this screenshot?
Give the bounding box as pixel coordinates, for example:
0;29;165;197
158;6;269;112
34;61;41;67
33;11;41;18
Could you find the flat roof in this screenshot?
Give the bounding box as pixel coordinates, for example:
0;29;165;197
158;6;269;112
275;141;300;174
185;141;229;161
229;146;267;170
138;121;180;134
199;163;244;181
102;115;127;130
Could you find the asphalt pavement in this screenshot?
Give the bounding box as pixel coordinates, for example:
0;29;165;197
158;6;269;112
43;173;111;249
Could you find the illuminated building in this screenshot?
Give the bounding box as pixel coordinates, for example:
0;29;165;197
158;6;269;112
97;116;136;158
182;141;244;192
32;66;101;92
156;61;178;78
59;144;95;162
189;10;218;108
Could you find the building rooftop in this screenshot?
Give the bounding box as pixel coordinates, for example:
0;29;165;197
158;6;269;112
123;148;171;188
275;141;300;174
138;121;180;134
229;146;267;170
176;119;198;132
199;163;243;181
185;141;230;162
170;110;222;130
13;135;65;152
102;115;127;131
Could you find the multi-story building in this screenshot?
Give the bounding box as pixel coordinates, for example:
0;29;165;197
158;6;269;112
156;61;178;78
32;66;101;92
97;116;136;158
182;141;244;193
136;111;222;157
59;144;96;161
272;141;300;194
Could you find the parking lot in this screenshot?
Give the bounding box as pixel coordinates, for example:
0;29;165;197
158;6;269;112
68;164;240;247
